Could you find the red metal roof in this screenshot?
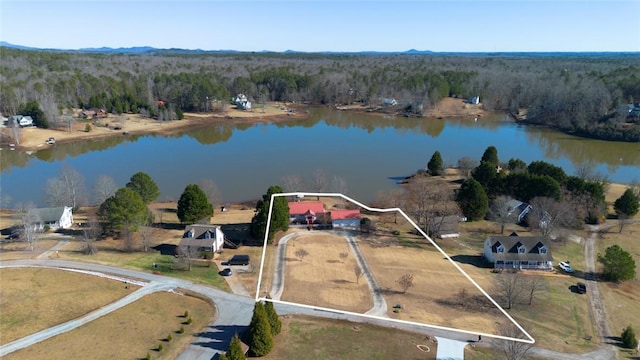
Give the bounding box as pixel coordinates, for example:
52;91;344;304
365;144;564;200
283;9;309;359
288;201;325;215
330;209;361;220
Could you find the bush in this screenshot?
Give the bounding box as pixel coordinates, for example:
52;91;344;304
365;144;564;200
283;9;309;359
146;352;151;360
167;334;172;342
183;310;189;317
43;225;51;232
391;229;400;236
157;343;163;352
178;326;185;334
622;325;638;349
187;317;193;325
85;123;92;132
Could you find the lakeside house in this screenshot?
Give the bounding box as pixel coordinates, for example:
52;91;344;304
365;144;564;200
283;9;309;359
178;224;225;253
8;115;34;127
233;94;252;110
33;206;74;231
483;233;553;270
287;201;361;229
468;96;480;105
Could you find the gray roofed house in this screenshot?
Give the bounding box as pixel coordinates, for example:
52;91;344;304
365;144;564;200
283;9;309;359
33;206;74;230
178;224;225;253
505;199;532;223
428;215;463;239
483;233;553;270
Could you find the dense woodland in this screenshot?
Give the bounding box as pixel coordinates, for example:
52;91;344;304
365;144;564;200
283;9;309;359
1;47;639;141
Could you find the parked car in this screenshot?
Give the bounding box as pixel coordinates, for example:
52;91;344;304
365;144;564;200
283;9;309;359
220;268;233;276
5;232;21;240
222;254;250;266
46;137;55;145
559;261;574;273
577;282;587;294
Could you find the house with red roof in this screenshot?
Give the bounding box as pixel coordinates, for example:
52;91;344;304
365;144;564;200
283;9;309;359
330;209;361;228
288;201;325;225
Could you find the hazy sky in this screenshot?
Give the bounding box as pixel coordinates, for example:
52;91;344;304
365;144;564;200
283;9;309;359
1;0;639;52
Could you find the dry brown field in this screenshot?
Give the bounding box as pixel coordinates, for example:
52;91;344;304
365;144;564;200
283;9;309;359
280;232;373;313
4;291;214;360
0;267;138;344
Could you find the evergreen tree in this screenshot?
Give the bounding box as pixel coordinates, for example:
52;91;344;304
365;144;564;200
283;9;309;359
527;160;567;184
18;101;49;128
614;188;639;217
126;172;160;204
219;354;229;360
598;244;636;282
177;184;213;223
427;150;444;175
98;187;149;232
226;334;247;360
264;298;282;336
247;302;274;357
480;145;499;166
621;325;638;349
456;178;489;221
251;185;289;243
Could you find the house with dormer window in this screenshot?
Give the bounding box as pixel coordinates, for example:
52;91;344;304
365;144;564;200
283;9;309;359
483;232;553;270
178;224;225;253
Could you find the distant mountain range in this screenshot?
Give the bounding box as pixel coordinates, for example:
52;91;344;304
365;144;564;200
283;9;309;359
1;41;637;57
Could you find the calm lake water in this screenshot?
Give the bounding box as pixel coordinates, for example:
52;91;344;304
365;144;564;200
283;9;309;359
1;108;639;208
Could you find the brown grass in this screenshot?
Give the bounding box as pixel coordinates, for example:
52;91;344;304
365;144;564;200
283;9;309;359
0;267;138;344
4;291;214;360
263;315;438;360
280;232;373;313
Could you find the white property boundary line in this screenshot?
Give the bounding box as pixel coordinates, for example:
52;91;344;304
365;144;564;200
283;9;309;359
255;192;535;344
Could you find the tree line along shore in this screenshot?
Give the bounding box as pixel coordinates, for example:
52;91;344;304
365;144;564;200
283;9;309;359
1;47;639;143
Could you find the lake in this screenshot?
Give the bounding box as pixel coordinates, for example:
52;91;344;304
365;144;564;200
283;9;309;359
1;108;639;207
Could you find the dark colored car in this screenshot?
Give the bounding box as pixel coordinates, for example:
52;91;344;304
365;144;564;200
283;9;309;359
220;268;233;276
223;254;250;266
577;282;587;294
6;232;21;240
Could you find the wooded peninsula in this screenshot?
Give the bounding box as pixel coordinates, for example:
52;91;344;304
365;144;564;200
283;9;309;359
1;48;639;142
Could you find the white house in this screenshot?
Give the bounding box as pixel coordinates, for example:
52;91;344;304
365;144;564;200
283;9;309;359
34;206;74;230
468;96;480;105
10;115;34;127
178;224;225;253
483;233;553;270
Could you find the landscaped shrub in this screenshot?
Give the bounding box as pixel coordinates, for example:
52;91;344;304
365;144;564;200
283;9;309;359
622;325;638;349
85;123;92;132
157;343;163;352
167;334;172;342
187;317;193;325
43;225;51;232
146;352;151;360
183;310;189;317
178;326;185;334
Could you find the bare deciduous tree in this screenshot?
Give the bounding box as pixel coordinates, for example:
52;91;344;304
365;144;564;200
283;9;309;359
329;175;348;195
93;174;117;205
46;165;87;208
311;169;328;198
488;195;517;234
457;156;478;178
280;174;305;193
354;266;363;284
403;178;459;235
18;202;40;251
199;178;221;209
494;272;523;309
524;275;548;306
81;216;101;255
175;245;201;271
497;322;534;360
528;197;577;238
396;274;415;294
295;248;309;261
339;252;348;262
375;188;405;224
138;220;156;253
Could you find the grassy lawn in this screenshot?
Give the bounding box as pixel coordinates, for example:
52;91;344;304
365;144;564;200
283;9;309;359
0;267;138;344
262;315;437;360
4;291;215;360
